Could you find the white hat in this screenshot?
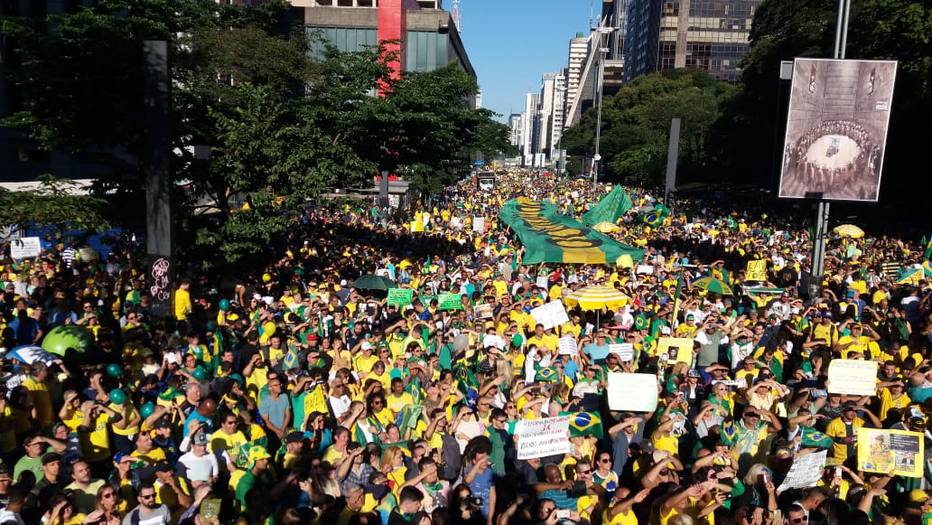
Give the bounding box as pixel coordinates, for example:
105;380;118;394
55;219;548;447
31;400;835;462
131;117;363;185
361;342;373;351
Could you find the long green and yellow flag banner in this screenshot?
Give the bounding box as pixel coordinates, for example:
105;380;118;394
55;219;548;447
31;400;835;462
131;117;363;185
499;198;644;265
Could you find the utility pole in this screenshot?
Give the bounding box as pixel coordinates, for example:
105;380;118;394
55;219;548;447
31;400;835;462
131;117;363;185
808;0;851;300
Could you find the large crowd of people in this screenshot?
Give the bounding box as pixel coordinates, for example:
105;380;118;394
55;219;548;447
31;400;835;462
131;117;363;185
0;170;929;525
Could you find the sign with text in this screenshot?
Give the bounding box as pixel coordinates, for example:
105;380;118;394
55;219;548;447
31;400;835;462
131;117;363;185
472;217;485;233
607;373;659;412
827;359;878;396
745;260;767;282
387;288;414;307
857;428;923;478
515;415;571;459
10;237;41;259
530;300;569;331
438;293;464;311
609;343;635;362
777;450;827;492
558;336;578;356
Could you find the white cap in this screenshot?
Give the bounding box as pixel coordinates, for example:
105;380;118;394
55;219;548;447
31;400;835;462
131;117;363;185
361;342;373;351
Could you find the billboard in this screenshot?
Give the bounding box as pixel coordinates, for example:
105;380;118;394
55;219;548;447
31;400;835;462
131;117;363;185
778;58;897;202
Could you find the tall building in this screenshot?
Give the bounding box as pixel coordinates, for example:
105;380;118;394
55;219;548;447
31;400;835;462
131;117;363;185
298;0;475;80
565;34;589;118
624;0;762;82
521;93;540;166
509;114;524;150
549;71;567;159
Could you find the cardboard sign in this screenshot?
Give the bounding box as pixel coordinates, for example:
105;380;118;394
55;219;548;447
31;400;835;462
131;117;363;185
607;373;659;412
438;293;464;311
656;337;694;365
530;300;569;331
515;415;571;459
777;450;827;492
10;237;41;259
827;359;878;396
636;264;654;275
536;275;549;289
745;260;767;282
609;343;634;362
472;217;485;233
857;428;924;478
558;336;578;356
387;288;414;307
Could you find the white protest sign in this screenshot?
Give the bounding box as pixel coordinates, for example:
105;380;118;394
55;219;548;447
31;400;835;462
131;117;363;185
609;343;635;362
558;336;578;356
530;300;569;331
536;275;549;289
515;415;571;459
472;217;485;232
10;237;41;259
607;373;659;412
636;264;654;275
827;359;878;396
777;450;827;492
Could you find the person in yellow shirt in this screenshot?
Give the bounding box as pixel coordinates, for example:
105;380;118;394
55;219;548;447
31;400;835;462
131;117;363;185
824;402;879;463
387;378;414;417
173;279;192;322
23;362;53;429
878;379;911;421
526;324;559;352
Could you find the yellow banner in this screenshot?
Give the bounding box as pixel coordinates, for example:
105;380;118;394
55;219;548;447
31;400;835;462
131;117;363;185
657;337;694;365
857;428;923;478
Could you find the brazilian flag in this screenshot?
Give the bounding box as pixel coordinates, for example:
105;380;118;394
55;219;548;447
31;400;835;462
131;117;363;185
719;419;737;446
634;312;651;331
561;411;604;438
800;426;833;449
535;366;559;383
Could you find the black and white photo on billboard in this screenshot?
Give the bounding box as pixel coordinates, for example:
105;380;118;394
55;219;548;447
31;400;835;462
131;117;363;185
778;58;897;202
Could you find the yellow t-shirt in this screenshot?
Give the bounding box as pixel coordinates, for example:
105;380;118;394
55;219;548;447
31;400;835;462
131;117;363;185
604;508;638;525
173;288;192;321
132;447;167;466
22;377;52;428
387;392;414;415
879;389;911;421
825;416;863;462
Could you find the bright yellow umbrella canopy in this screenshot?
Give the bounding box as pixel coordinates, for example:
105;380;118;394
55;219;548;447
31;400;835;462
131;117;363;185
833;224;864;238
563;286;630;311
593;222;620;233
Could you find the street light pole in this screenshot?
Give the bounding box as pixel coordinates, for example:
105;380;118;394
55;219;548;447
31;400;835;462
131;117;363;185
592;27;613;190
809;0;851;299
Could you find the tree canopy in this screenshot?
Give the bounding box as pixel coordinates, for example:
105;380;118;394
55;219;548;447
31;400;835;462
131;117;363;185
2;0;511;266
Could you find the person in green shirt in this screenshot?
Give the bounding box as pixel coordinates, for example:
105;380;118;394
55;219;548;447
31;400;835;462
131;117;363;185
235;445;272;510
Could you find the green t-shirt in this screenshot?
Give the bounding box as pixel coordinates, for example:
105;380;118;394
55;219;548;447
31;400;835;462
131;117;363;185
235;470;257;509
13;452;45;483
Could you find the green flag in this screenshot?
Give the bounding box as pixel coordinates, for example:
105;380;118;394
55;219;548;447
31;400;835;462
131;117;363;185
499;198;644;265
582;186;633;226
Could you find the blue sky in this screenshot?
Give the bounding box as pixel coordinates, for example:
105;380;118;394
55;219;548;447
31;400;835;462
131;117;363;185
459;0;593;120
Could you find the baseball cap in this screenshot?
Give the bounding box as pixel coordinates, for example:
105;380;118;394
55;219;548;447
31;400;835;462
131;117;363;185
285;431;305;444
193;432;208;446
42;452;62;465
687;369;701;378
155;461;173;473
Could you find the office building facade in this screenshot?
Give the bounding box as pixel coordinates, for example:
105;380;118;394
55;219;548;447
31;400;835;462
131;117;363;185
624;0;761;82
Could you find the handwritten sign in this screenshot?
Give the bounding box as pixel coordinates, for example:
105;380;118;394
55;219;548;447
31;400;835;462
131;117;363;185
609;343;634;362
387;288;414;307
777;450;827;492
10;237;41;259
656;337;694;365
558;336;578;356
515;415;571;459
857;428;923;478
827;359;878;396
530;300;569;331
607;373;659;412
472;217;485;233
745;260;767;282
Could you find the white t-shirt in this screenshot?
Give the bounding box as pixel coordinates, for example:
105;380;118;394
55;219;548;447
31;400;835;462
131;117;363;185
178;451;219;482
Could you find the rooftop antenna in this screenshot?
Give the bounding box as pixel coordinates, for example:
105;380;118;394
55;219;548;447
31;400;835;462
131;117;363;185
452;0;461;32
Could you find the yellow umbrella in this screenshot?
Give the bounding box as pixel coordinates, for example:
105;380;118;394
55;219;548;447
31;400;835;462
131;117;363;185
833;224;864;239
563;286;630;311
593;222;620;233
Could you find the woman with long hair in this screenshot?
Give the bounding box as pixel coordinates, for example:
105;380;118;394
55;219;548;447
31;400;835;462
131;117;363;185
81;485;122;525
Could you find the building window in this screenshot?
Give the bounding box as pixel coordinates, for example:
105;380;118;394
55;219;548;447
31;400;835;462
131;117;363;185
336;0;354;6
315;0;333;5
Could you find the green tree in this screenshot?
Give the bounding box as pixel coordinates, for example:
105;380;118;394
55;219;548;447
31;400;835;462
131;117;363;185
0;176;109;232
561;70;735;185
